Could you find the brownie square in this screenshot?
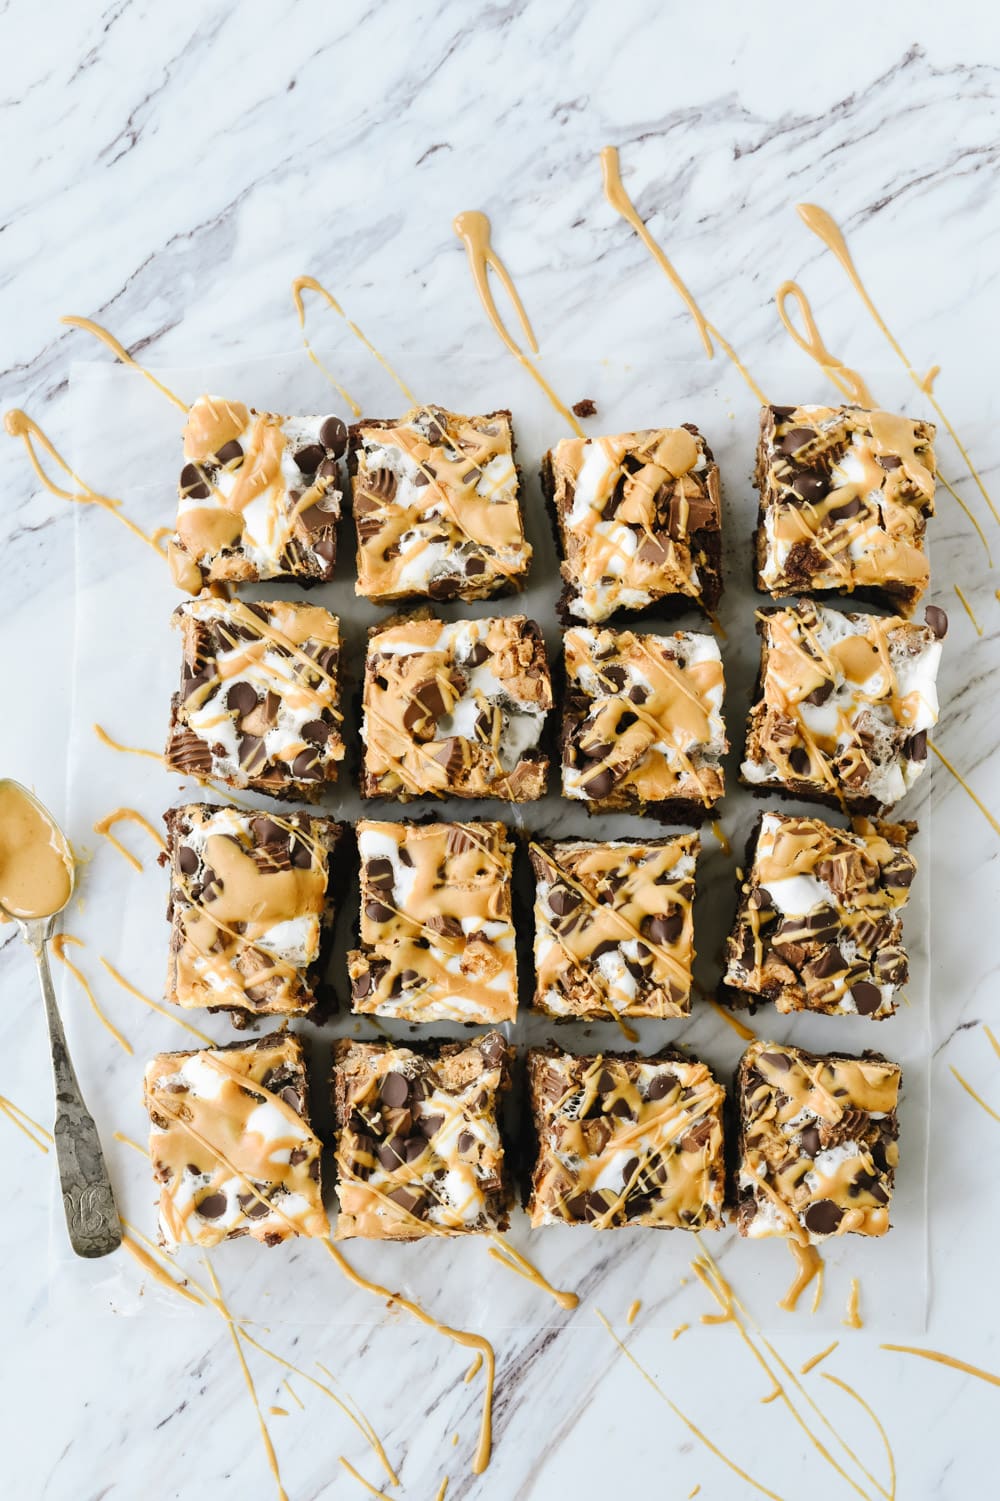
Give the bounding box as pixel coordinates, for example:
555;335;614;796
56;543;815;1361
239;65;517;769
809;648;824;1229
542;423;722;623
723;812;916;1019
529;835;698;1020
360;611;552;801
754;404;936;611
348;820;517;1024
168;395;345;591
741;599;944;814
560;625;726;819
525;1046;725;1230
144;1030;328;1249
735;1039;901;1243
349;404;530;602
332;1032;514;1239
165;595;345;801
164;803;343;1025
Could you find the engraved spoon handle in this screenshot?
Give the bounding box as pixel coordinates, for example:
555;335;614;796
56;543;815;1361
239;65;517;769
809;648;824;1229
34;938;122;1258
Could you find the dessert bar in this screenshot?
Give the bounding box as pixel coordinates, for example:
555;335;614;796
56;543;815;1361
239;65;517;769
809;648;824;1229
734;1038;901;1243
723;812;916;1018
360;612;552;801
332;1032;514;1239
349;403;530;602
168;394;344;591
165;594;345;800
164;803;343;1024
542;423;722;623
754;403;936;611
529;834;698;1020
560;625;726;819
348;820;518;1024
144;1030;327;1248
525;1046;726;1229
741;599;944;814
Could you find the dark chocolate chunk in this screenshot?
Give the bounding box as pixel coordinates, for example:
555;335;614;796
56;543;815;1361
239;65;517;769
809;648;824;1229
215;440;243;466
791;469;828;503
295;443;326;473
804;1199;845;1236
320;416;348;456
851;980;883;1015
380;1072;410;1108
780;427;816;455
227;681;258;718
924;605;948;639
197;1192;228;1219
180;462;210;500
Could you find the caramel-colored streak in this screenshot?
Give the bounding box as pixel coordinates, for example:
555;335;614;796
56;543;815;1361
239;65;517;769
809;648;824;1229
93;807;166;872
953;584;983;637
120;1232;203;1307
283;1380;304;1411
292;275;413;413
760;1384;782;1405
338;1458;385;1498
0;1093;52;1153
205;1261;288;1501
811;1261;825;1315
114;1131;149;1157
269;1408;288;1418
452;211;585;437
601;147;768;404
626;1299;641;1326
3;409;163;554
709;820;731;856
801;1342;839;1375
927;739;1000;837
842;1278;863;1330
984;1024;1000;1061
324;1241;495;1476
51;934;132;1055
596;1311;788;1500
949;1066;1000;1124
821;1374;896;1501
487;1235;579;1311
93;724;165;763
774;282;875;406
703;996;756;1041
938;474;992;562
60;315;188;411
780;1241;824;1314
435;1480;449;1501
672;1323;689;1340
100;957;214;1044
797;201;1000;527
880;1344;1000;1387
464;1353;483;1383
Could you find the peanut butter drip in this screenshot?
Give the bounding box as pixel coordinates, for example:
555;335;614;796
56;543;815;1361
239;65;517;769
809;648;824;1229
348;821;517;1024
170;394;345;591
526;1049;725;1231
361;612;552;802
546;425;722;623
562;626;726;811
742;599;943;811
755;403;936;606
333;1033;512;1240
736;1039;900;1245
724;813;916;1019
165;596;344;800
352;405;531;602
0;783;73;920
144;1032;328;1248
166;804;339;1019
530;836;698;1020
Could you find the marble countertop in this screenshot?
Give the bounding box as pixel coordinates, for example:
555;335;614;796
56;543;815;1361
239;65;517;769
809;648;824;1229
3;3;1000;1497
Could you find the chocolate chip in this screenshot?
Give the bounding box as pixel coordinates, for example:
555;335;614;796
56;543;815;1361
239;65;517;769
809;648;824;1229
289;837;313;870
280;1085;303;1113
180;462;210;500
548;884;580;917
907;730;928;762
238;733;268;773
352;969;372;999
377;1137;408;1169
799;1125;821;1157
582;767;615;800
386;1187;424;1217
642;910;683;946
647;1075;671;1101
197;1192;227;1219
292;747;323;780
851;980;882;1015
465;555;486;576
419;1113;444;1138
380;1072;410;1108
251;817;285;846
215;440;243;466
791;469;828;503
876;454;902;470
319;416;347;456
788;746;811;776
804;1200;844;1236
464;642;490;667
828;495;863;523
810;946;846;978
803;680;833;707
479;1033;507;1069
924;605;948;639
178;845;199;876
759;1050;791;1072
227;681;258;717
457;1130;475;1154
366;858;394;890
239;1194;271;1220
780;427;816;454
302;719;330;744
365;900;393;923
294;443;326;473
600;663;628;691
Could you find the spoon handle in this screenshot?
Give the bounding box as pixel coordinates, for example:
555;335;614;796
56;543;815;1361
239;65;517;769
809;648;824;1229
34;940;122;1258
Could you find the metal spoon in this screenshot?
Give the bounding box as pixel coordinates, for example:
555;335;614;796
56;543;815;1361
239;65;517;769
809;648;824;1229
0;781;121;1258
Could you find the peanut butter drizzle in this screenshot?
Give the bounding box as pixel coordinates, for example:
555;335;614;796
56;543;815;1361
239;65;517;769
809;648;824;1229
710;820;731;856
801;1341;839;1375
0;1093;52;1153
842;1278;863;1329
774;283;875;406
948;1065;1000;1124
434;1480;449;1501
338;1458;386;1498
672;1324;689;1340
487;1234;579;1311
820;1374;897;1500
51;934;132;1054
927;738;1000;838
953;584;983;636
120;1232;203;1307
600;147;768;405
880;1344;1000;1388
779;1241;824;1313
0;782;73;920
464;1353;483;1383
798;201;1000;528
626;1299;641;1326
292;274;414;411
3;408;164;555
704;997;756;1041
596;1311;787;1501
283;1380;303;1410
93;723;165;762
100;957;213;1044
59;314;188;411
452;210;585;436
203;1260;289;1501
93;807;166;872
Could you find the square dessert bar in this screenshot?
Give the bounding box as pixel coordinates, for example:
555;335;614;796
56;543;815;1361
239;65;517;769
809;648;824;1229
742;599;944;814
332;1032;514;1239
165;594;345;800
168;394;345;591
525;1047;725;1230
348;820;517;1024
349;404;530;602
542;423;722;623
754;404;936;611
529;835;698;1021
360;612;552;802
723;812;916;1019
560;625;726;819
735;1038;901;1243
164;803;343;1024
144;1030;328;1249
